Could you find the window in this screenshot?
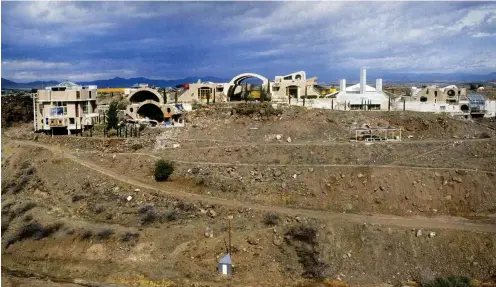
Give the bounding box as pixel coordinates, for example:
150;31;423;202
216;87;224;92
283;76;292;80
50;105;67;116
458;90;461;95
295;74;302;80
69;118;75;124
440;106;446;111
76;91;80;99
426;89;429;95
420;96;428;102
199;88;212;100
434;91;437;97
273;86;280;91
82;103;88;114
89;91;92;99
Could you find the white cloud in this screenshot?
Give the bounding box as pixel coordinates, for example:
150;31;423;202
471;32;496;38
1;60;71;70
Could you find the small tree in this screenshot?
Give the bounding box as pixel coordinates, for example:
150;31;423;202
106;101;119;131
154;160;174;181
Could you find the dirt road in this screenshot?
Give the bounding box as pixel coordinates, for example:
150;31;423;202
12;139;496;233
75;150;496;174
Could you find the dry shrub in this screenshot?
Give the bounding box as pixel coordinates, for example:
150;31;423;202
234;102;282;117
96;228;114;240
263;212;280;226
6;222;63;248
80;230;93;240
120;232;140;242
138;205;158;225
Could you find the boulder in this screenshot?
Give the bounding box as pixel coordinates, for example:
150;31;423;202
247;236;259;245
207;209;217;218
204;227;214;238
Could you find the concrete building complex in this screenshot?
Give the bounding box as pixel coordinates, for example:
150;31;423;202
32;69;496;134
33;81;99;134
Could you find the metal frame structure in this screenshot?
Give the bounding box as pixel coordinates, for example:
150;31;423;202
352;127;402;142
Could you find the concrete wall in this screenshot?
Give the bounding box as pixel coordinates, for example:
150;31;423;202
486;100;496;117
176;83;228;103
412;86;466;104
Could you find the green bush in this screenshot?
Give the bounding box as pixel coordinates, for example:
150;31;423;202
154;160;174;181
424;276;472;287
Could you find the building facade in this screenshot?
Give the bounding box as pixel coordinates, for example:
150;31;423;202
34;81;98;133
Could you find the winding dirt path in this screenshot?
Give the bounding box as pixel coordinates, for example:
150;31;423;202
12;139;496;233
75;150;496;174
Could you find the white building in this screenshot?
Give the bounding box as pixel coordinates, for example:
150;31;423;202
334;68;389;110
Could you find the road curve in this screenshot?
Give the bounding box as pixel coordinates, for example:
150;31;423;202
12;139;496;233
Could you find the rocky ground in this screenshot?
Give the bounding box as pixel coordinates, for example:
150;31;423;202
2;103;496;287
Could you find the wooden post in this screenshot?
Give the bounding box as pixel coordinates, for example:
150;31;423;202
175;91;178;104
213;89;216;104
228;218;232;254
303;86;307;107
403;98;406;111
207;90;210;105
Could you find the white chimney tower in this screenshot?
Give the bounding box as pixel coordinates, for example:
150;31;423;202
360;68;366;94
376;79;382;92
340;79;346;93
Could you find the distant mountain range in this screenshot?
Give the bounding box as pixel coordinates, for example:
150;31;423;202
1;76;230;90
2;72;495;90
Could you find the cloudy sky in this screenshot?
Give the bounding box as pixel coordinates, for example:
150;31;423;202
2;1;496;82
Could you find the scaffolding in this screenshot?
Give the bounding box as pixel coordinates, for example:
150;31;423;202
352;126;402;142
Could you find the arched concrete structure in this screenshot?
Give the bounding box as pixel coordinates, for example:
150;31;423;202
136;101;165;122
225;73;269;100
128;88;164;104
